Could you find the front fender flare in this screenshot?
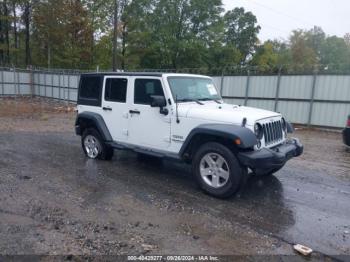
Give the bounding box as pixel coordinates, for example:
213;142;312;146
179;123;257;157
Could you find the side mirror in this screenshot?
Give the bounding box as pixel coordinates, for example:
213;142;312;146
150;95;167;108
150;95;168;116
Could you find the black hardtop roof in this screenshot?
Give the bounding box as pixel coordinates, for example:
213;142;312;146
80;72;164;77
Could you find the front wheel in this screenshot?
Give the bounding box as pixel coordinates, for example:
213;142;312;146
192;142;244;198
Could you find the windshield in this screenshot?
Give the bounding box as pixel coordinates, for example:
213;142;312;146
167;77;222;102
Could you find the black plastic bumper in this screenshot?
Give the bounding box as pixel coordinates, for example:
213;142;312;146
343;128;350;146
238;138;303;174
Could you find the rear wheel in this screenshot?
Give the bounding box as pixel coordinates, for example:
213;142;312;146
192;142;243;198
82;128;114;160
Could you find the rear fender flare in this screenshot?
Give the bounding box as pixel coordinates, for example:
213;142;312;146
75;112;112;142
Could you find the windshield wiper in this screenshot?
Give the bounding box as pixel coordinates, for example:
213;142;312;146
177;98;204;105
198;98;223;104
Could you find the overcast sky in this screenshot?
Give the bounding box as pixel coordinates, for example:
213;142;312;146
223;0;350;42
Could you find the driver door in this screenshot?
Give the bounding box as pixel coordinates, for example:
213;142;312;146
127;77;171;150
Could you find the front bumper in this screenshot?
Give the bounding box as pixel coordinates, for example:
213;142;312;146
237;138;303;175
343;128;350;146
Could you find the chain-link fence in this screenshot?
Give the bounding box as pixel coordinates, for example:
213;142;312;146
0;67;78;118
1;65;349;128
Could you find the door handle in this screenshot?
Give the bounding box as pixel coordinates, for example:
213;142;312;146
129;110;141;115
103;107;112;111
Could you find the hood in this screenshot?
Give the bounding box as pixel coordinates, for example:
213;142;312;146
178;102;281;126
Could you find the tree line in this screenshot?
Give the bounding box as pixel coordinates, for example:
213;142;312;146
0;0;349;73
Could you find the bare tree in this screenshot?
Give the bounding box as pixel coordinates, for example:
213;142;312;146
13;0;18;65
0;4;4;63
112;0;118;71
3;0;10;64
24;0;31;66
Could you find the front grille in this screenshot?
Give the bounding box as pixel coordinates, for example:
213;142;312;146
262;120;283;145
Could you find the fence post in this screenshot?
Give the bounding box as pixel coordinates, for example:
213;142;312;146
1;70;4;95
29;67;34;97
58;71;61;101
220;68;225;96
13;67;16;96
17;70;20;95
244;69;251;106
35;71;39;97
274;67;282;112
63;72;67;104
76;73;79;104
13;67;18;114
308;68;318;127
44;72;47;97
67;74;71;105
51;72;54;98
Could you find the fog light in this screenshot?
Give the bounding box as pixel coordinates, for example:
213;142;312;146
257;140;261;149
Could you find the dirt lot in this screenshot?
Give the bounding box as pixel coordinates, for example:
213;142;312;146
0;98;349;260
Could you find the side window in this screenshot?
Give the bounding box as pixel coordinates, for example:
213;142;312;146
78;75;102;107
105;78;128;103
134;79;164;105
79;76;101;100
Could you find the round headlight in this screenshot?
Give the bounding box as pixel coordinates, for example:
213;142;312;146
254;123;263;140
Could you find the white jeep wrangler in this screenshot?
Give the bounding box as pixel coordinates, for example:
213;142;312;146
75;73;303;198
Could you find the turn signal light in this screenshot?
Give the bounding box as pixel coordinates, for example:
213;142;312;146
235;139;241;145
347;115;350;127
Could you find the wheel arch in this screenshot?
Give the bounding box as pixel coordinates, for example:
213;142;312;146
179;124;257;162
75;112;112;142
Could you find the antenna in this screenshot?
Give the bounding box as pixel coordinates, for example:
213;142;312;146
242;118;247;127
176;95;180;124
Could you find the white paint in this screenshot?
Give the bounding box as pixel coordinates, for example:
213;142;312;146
78;73;285;155
102;76;130;142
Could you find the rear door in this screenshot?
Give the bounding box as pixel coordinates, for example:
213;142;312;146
127;77;171;150
102;76;130;142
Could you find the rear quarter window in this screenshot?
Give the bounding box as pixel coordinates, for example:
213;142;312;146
105;78;128;103
78;75;103;107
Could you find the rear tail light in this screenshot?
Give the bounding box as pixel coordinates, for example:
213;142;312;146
347;115;350;127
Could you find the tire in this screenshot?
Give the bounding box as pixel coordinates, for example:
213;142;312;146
82;128;114;160
192;142;244;198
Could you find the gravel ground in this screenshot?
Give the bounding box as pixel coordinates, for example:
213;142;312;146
0;98;349;260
